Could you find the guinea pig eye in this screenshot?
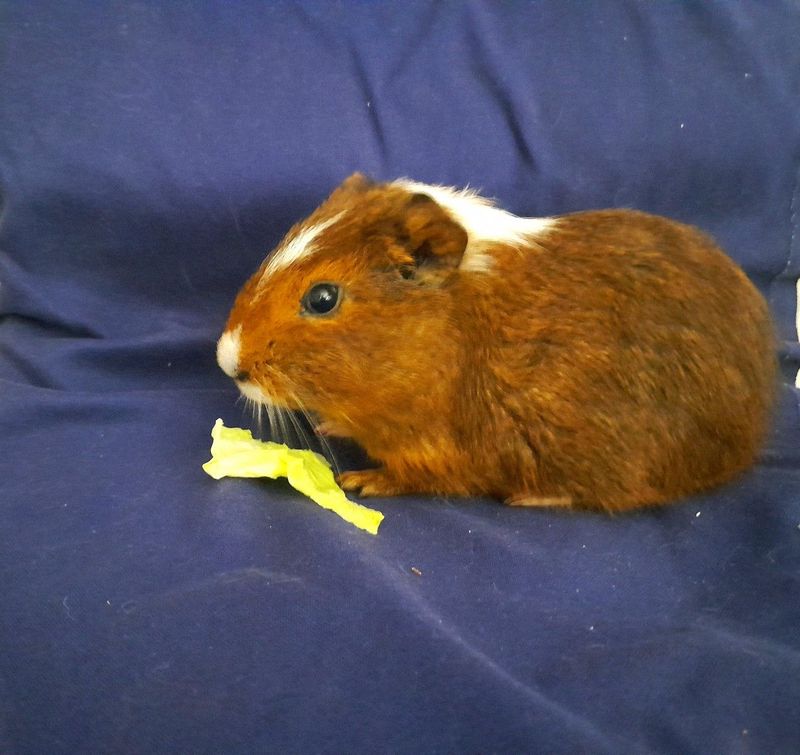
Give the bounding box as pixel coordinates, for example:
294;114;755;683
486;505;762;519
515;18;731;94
301;282;341;316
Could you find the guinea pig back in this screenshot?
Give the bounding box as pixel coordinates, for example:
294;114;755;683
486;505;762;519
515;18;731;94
217;174;776;512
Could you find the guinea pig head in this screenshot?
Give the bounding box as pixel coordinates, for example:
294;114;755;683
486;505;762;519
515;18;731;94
215;175;468;428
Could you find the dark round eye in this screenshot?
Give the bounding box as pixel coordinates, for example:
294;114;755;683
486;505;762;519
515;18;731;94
301;282;342;316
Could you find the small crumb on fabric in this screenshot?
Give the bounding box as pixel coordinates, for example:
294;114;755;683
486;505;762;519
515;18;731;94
61;596;76;622
411;567;423;577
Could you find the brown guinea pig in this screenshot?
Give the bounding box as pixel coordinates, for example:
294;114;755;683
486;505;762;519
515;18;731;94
216;173;776;512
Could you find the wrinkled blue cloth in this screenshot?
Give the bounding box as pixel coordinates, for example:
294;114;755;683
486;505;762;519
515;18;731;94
1;2;799;752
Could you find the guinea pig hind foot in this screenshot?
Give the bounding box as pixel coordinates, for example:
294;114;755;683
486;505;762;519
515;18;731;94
505;494;573;508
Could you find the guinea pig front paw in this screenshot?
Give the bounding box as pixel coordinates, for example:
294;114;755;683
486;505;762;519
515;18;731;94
314;420;352;438
338;468;405;497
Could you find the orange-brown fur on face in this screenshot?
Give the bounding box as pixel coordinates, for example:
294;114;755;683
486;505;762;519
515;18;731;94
221;173;777;513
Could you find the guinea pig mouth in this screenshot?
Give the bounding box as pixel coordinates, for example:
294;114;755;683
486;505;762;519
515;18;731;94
236;376;300;412
237;380;270;405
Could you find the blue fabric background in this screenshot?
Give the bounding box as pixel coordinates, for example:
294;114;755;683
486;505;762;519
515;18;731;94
1;2;799;752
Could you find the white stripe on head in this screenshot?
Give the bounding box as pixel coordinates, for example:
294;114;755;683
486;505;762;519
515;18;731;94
393;179;556;272
261;211;344;280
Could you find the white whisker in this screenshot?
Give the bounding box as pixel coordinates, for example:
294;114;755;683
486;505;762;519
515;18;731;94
238;394;252;430
274;405;285;444
286;409;313;451
277;407;291;446
254;399;262;431
290;391;342;475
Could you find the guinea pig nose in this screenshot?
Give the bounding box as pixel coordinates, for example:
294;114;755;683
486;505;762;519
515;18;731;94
235;370;250;382
216;326;242;378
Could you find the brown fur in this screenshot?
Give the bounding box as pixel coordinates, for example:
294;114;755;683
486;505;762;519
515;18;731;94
222;174;777;512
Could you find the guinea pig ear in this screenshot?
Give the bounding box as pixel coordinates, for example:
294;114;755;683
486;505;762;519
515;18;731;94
338;172;375;194
400;193;468;281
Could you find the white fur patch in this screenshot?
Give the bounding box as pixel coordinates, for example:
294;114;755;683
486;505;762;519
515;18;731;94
261;211;344;280
216;325;242;378
393;179;556;272
238;380;268;404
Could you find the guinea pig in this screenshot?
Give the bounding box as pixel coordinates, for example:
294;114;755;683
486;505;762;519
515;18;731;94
216;173;776;512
